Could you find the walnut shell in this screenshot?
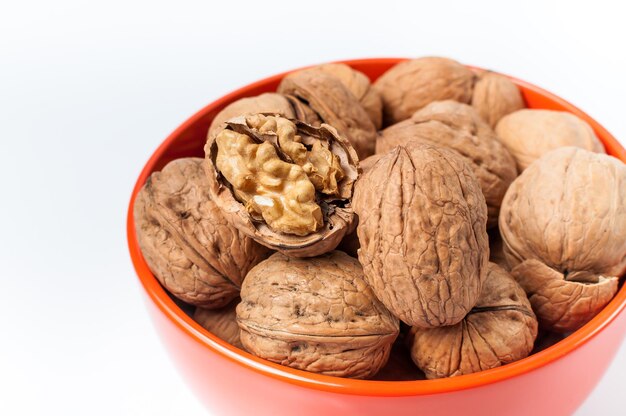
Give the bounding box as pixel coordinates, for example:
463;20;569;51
237;251;399;379
376;100;517;228
374;57;475;126
315;63;383;129
133;158;271;307
353;144;489;327
495;109;605;171
471;71;525;128
278;69;378;159
207;93;296;140
408;263;538;379
488;229;509;271
500;147;625;332
372;340;425;381
204;115;359;257
194;299;243;349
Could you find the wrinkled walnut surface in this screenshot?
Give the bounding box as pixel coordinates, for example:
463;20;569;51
409;263;538;379
205;114;359;257
354;143;489;327
495;109;605;171
194;299;243;349
278;69;377;159
374;57;475;126
207;93;296;140
134;158;270;307
237;251;399;379
376;100;517;228
500;147;625;332
471;71;525;128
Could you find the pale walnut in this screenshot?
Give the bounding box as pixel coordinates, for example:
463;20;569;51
207;93;297;140
500;147;626;332
278;69;378;159
237;251;399;379
373;57;475;126
315;63;383;129
194;299;243;349
133;158;271;308
204;114;359;257
471;70;525;128
353;143;489;328
376;100;517;228
495;109;605;171
408;263;538;379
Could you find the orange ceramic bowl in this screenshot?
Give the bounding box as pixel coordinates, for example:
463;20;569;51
127;58;626;416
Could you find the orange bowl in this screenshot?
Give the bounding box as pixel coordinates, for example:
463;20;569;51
127;58;626;416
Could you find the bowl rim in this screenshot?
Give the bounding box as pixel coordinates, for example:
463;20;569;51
127;57;626;397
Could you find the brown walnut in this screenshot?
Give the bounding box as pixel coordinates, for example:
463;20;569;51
194;299;243;349
373;57;475;126
376;100;517;227
500;147;626;332
408;263;538;379
353;143;489;327
204;114;359;257
133;158;271;307
207;93;297;140
471;70;525;128
495;109;605;171
237;251;399;379
278;69;378;159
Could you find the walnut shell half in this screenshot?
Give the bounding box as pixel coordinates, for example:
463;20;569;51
133;158;271;307
354;144;489;328
278;69;378;159
500;147;625;332
237;251;399;379
204;114;359;257
495;109;605;171
376;100;518;228
409;263;538;379
374;57;475;126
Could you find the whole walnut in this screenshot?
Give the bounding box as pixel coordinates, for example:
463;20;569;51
237;251;399;379
314;63;383;130
353;144;489;328
204;114;359;257
500;147;626;332
376;100;517;227
495;109;605;171
207;93;297;140
194;299;243;349
373;57;475;126
133;158;271;308
408;263;538;379
471;70;525;128
278;69;378;159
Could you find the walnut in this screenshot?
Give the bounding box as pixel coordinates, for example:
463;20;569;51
133;158;271;307
278;69;378;159
373;57;475;126
471;70;525;128
204;114;359;257
500;147;626;332
376;100;517;228
237;251;399;379
372;340;425;381
207;93;297;140
408;263;538;379
194;299;243;349
314;63;383;129
488;229;509;270
353;143;489;327
495;109;605;171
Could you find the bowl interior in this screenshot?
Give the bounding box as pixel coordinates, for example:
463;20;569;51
127;58;626;396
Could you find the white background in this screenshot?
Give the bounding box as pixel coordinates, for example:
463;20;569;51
1;0;624;414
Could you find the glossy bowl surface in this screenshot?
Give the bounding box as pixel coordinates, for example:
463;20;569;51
127;58;626;416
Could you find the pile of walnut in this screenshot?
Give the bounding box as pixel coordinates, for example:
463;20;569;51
134;57;626;380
